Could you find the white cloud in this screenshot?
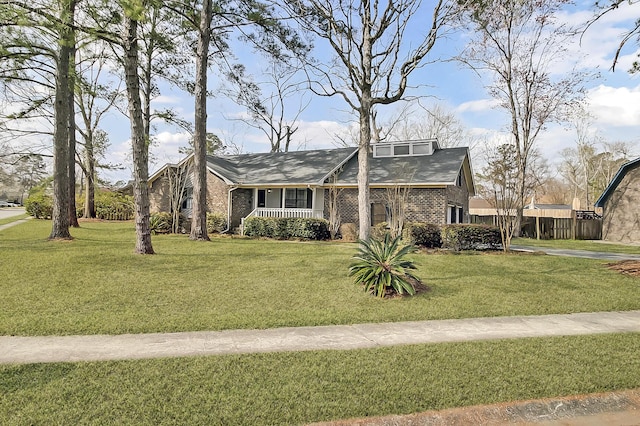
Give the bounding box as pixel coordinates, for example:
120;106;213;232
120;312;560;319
151;95;182;105
587;84;640;127
456;99;501;113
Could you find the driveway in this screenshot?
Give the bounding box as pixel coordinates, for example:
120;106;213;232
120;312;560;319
511;245;640;261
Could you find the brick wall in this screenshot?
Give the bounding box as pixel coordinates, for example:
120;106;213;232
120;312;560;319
206;173;229;216
602;165;640;243
325;185;468;230
149;174;171;214
230;188;253;229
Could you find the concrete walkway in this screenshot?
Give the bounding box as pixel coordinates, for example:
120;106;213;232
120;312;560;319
511;245;640;261
0;215;31;232
2;310;639;365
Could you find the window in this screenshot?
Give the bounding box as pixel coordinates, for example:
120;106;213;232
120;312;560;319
393;144;410;155
371;203;388;225
374;145;391;157
458;207;464;223
181;188;193;210
285;188;312;209
456;172;463;186
372;140;434;158
447;205;464;224
412;143;431;155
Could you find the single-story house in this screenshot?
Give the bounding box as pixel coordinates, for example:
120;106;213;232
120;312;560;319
149;139;475;233
595;157;640;243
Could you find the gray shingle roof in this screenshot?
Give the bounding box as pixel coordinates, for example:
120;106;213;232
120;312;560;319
335;147;470;185
206;148;357;185
204;146;471;187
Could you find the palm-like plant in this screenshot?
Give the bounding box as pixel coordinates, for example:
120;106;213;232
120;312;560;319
349;233;420;298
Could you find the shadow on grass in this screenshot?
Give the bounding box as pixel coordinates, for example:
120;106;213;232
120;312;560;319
0;363;77;393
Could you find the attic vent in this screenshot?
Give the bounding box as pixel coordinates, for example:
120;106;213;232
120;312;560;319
373;140;434;158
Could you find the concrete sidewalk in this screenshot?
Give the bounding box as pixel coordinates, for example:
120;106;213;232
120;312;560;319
511;245;640;261
0;216;31;232
2;310;639;365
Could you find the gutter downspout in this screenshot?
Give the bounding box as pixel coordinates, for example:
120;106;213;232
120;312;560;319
221;186;238;234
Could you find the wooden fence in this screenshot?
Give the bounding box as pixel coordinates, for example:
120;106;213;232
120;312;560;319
471;210;602;240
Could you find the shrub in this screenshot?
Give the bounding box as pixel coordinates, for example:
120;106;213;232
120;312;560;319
403;222;442;248
76;191;135;220
148;212;187;234
370;222;391;240
206;212;227;234
243;217;330;240
349;234;420;298
25;192;53;219
339;223;358;242
441;224;502;251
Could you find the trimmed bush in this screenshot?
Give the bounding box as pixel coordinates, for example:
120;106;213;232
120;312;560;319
25;192;53;219
206;212;227;234
76;191;135;220
339;223;358;242
404;222;442;248
243;217;330;240
441;224;501;251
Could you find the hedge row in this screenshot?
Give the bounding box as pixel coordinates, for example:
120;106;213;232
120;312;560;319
243;217;330;240
403;222;501;251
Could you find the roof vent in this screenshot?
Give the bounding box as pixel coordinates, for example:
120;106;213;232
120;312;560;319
373;139;436;158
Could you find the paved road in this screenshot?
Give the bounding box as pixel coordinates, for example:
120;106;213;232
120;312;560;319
0;207;25;220
511;244;640;261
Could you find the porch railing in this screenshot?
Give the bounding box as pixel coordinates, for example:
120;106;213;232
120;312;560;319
241;208;324;234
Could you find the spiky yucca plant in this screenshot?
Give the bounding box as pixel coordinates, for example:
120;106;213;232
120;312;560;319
349;233;420;298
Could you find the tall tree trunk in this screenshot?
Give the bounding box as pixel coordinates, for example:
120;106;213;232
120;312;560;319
49;0;75;240
357;4;373;241
190;0;212;241
123;15;154;254
68;21;79;228
84;144;96;218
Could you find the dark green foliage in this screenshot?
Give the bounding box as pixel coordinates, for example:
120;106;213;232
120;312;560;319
150;212;172;234
243;217;330;240
349;234;419;298
24;192;53;219
149;212;186;234
441;224;502;251
76;192;135;220
206;212;227;234
404;222;442;248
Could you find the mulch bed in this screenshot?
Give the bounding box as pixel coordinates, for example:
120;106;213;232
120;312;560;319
607;260;640;277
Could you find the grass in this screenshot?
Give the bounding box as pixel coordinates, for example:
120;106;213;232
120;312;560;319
514;237;640;254
1;333;638;425
1;220;639;336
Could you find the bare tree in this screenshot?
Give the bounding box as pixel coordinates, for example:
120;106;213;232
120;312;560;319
327;174;343;239
458;0;588;235
224;60;311;152
478;144;520;251
286;0;456;240
587;0;640;73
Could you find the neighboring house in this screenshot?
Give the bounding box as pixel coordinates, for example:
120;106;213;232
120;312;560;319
595;157;640;243
148;139;475;233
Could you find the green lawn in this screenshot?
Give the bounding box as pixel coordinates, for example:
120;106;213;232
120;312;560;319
514;237;640;254
1;220;639;336
1;333;638;425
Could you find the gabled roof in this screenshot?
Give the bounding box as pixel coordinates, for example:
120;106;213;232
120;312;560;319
205;148;357;186
333;146;474;193
595;157;640;208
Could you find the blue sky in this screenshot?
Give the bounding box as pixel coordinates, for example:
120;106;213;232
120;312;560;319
101;0;640;183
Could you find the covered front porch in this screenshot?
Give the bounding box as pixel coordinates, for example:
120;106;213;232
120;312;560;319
238;187;325;233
